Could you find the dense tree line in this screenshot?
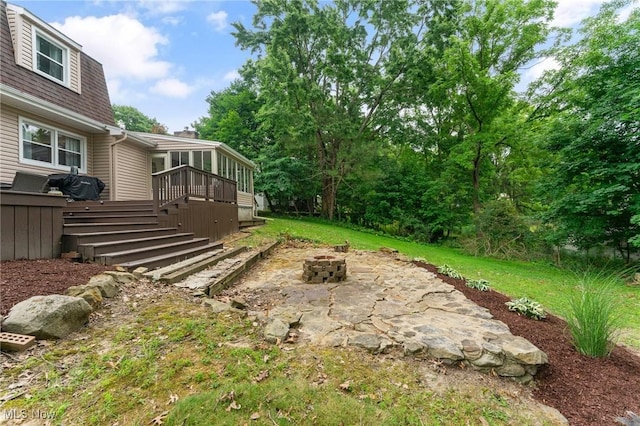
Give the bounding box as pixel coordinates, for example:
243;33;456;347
193;0;639;262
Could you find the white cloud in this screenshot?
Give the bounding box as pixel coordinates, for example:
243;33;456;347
139;0;190;15
206;11;228;32
552;0;607;27
52;15;171;80
150;78;195;98
223;70;240;81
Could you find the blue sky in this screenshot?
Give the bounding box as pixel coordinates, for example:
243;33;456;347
11;0;615;134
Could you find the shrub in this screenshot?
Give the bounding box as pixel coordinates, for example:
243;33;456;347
466;279;490;291
437;264;463;280
505;297;546;320
565;272;621;357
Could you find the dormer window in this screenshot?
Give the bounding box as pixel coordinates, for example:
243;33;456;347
33;30;68;85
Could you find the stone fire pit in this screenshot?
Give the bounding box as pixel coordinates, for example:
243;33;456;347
303;255;346;283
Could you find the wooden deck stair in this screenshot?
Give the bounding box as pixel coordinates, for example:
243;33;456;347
62;200;222;270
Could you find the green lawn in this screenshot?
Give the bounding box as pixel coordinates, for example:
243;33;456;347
246;217;640;349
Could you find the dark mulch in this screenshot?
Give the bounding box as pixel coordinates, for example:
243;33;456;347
0;259;114;316
1;258;638;425
416;262;640;426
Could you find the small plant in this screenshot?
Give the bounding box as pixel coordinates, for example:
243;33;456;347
565;271;622;357
505;297;546;320
437;264;464;280
466;279;490;291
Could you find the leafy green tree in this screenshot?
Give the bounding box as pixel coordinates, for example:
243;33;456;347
233;0;429;219
194;80;263;159
429;0;556;213
541;1;640;261
112;105;167;134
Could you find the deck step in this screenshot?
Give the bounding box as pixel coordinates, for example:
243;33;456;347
63;208;155;217
64;214;158;224
68;200;154;207
96;238;212;265
78;233;196;260
117;242;224;270
62;227;178;252
63;222;160;234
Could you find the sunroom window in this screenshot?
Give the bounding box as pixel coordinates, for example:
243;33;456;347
34;31;67;84
20;119;86;172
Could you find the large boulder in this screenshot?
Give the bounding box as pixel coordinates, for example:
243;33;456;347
1;295;92;339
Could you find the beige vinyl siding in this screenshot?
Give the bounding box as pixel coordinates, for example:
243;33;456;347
16;15;32;67
69;50;81;94
237;192;254;209
113;142;150;200
91;133;112;200
0;108;20;184
0;105;95;184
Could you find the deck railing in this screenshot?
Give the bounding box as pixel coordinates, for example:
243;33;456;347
152;165;237;211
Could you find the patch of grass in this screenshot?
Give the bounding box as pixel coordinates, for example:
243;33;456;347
566;271;623;357
1;290;557;425
165;348;540;426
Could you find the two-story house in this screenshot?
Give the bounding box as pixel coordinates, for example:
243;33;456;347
0;1;260;267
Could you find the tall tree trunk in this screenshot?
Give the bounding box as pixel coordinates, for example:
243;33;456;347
472;141;482;214
321;175;336;220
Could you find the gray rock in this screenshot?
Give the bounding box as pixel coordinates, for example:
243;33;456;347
2;295;92;339
420;336;464;360
470;351;503;368
496;360;526;377
231;297;248;310
321;332;348;347
65;285;103;311
501;336;548;365
202;299;234;313
403;340;426;355
348;333;381;352
87;274;119;298
539;406;569;425
264;318;289;343
132;267;149;279
460;339;483;360
271;307;303;327
104;271;136;285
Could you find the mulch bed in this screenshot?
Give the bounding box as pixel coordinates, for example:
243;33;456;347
416;262;640;426
0;259;114;316
1;258;638;425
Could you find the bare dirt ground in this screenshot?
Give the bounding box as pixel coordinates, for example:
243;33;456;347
1;254;639;425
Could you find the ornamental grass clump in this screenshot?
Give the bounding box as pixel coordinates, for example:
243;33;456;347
565;272;622;357
506;297;546;320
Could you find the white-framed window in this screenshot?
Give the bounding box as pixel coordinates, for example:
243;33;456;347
33;30;68;86
192;150;213;173
19;118;86;172
237;165;252;193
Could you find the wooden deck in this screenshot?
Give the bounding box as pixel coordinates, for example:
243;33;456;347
1;191;67;260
